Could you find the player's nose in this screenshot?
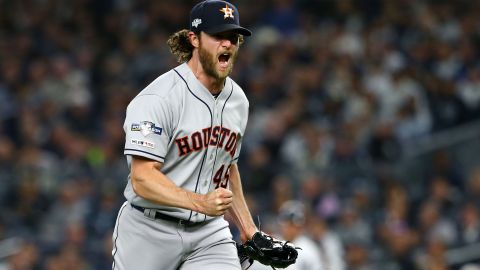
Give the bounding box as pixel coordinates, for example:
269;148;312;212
220;38;233;48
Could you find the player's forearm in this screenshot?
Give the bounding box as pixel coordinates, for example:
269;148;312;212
131;157;233;216
131;158;201;211
132;172;199;211
227;164;258;241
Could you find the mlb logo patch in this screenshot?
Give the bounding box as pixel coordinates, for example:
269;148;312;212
131;139;155;149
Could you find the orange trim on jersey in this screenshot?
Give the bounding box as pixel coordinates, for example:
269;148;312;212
175;136;192;156
191;131;203;152
209;126;221;146
217;127;231;147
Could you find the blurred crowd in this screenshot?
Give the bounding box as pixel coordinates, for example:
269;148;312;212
1;0;480;269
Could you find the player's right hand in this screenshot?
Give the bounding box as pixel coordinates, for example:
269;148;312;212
200;188;233;216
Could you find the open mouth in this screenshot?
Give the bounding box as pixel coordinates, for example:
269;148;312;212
218;53;231;68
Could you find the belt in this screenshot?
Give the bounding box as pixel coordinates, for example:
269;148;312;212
131;204;203;227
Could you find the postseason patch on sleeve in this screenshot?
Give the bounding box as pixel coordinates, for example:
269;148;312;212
131;121;163;137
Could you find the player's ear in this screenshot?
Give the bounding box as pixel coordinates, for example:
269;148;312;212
188;31;200;48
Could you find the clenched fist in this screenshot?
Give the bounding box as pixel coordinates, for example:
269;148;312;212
196;188;233;216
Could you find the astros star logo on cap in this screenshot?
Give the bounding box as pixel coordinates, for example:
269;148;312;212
220;4;234;19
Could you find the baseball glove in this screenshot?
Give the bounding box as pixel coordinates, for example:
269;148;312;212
237;231;299;269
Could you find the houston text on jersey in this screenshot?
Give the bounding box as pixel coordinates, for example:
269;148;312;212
175;125;240;157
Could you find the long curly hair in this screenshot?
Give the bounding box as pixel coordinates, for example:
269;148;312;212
167;29;193;63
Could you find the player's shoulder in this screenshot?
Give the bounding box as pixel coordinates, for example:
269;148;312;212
137;67;184;98
128;65;187;108
228;78;249;107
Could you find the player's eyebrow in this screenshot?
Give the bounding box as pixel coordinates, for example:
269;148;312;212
212;32;241;44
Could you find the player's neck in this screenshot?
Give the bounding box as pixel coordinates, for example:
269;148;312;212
187;58;225;95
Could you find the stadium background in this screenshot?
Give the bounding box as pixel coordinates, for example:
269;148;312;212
1;0;480;269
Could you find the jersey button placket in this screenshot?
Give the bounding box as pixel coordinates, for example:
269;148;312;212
208;99;221;189
205;99;219;188
210;98;220;161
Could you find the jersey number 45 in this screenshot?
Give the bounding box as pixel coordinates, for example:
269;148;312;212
213;164;231;189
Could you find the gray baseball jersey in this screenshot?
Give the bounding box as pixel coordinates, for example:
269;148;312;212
122;62;249;222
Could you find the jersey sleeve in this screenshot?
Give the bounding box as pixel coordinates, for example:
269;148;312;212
232;100;249;164
123;94;172;163
231;134;243;163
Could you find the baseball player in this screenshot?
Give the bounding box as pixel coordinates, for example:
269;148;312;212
111;1;258;270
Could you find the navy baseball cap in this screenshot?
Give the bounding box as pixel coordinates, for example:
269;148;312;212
189;0;252;36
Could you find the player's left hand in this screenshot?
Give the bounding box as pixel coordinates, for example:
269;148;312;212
237;231;299;269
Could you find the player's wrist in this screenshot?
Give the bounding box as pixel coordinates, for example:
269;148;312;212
185;190;202;213
241;228;258;242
